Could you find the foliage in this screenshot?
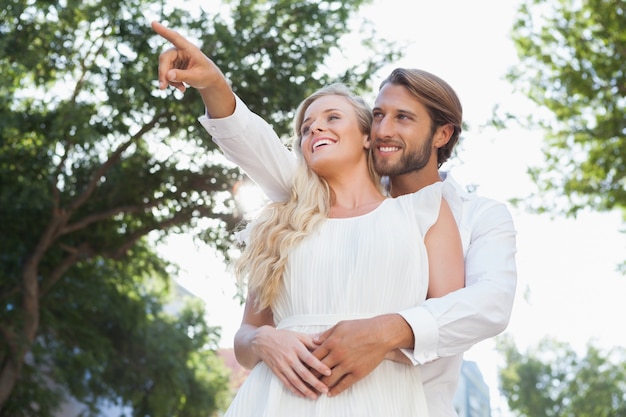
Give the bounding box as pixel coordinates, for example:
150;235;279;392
0;0;399;415
502;0;626;220
497;335;626;417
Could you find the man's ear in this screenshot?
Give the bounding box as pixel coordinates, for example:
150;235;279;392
434;124;454;148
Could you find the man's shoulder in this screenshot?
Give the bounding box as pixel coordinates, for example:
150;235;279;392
441;173;513;223
462;192;506;209
462;194;511;220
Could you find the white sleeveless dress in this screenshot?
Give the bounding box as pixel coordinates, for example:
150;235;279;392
224;182;460;417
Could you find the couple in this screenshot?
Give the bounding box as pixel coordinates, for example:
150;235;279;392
153;21;517;417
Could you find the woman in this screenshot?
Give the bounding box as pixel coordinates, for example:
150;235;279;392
153;22;464;416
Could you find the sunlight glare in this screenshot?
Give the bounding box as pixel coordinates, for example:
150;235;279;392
233;178;268;220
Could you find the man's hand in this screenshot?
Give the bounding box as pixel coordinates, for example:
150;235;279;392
311;314;414;396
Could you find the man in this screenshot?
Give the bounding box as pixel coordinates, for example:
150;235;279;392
154;21;517;417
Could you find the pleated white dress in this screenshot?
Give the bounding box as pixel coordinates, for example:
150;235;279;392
225;182;459;417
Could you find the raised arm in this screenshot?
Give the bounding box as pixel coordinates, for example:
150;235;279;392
154;21;324;394
197;96;296;202
153;21;296;202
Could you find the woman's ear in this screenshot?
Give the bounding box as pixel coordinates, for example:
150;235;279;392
363;134;372;149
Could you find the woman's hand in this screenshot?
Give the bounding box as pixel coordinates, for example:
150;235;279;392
152;21;222;92
250;325;331;399
234;294;331;399
152;21;235;117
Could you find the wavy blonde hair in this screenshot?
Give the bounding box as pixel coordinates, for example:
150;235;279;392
234;83;378;311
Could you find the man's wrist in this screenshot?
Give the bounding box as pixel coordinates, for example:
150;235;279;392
374;314;414;351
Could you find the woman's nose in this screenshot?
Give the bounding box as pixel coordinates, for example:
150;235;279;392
310;121;325;133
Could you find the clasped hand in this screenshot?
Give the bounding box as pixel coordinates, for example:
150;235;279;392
255;318;401;399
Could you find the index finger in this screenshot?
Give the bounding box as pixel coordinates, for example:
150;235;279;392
301;349;331;377
313;327;332;345
152;21;191;91
151;21;193;50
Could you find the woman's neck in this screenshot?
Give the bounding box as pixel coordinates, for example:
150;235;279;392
327;178;386;218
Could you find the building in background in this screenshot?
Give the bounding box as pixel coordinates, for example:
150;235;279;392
454;360;492;417
217;348;250;392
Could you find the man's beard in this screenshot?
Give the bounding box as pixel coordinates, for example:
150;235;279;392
373;134;434;177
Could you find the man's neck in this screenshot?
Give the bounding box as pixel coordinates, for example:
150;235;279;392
388;169;441;197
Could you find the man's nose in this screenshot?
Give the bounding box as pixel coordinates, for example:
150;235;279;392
374;117;393;138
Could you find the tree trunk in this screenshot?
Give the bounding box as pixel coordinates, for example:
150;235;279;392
0;212;63;410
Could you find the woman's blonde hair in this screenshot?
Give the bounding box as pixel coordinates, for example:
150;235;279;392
234;83;378;311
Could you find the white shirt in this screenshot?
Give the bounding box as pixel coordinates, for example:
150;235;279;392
199;95;517;417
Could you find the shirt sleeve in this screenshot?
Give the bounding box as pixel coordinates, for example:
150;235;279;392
197;95;297;202
398;197;517;365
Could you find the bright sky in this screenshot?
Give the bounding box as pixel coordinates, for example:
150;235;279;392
161;1;626;416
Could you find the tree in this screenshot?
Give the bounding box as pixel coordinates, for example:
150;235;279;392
496;335;626;417
502;0;626;226
0;0;399;415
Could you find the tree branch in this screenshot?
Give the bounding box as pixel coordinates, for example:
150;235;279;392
39;244;89;297
60;203;160;236
66;112;167;215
